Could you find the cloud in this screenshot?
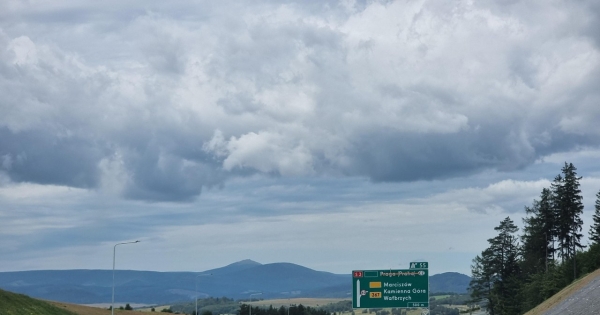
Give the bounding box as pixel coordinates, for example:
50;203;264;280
0;0;599;201
204;130;315;176
4;0;600;276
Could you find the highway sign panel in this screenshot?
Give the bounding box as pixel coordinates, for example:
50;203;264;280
409;262;428;269
352;269;429;309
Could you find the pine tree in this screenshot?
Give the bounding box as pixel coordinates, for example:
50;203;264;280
550;174;566;259
589;190;600;244
562;163;585;258
538;187;556;264
552;163;585;281
488;217;521;315
469;249;496;315
521;201;546;276
521;188;556;275
469;217;521;315
552;163;585;262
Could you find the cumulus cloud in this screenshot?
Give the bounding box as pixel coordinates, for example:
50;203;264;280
1;0;599;201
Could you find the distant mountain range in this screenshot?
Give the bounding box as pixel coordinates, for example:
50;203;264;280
429;272;471;294
0;260;471;305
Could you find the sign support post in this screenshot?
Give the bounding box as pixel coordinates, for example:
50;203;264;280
410;262;429;315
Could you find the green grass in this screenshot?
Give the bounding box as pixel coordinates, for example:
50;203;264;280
430;295;451;300
0;289;77;315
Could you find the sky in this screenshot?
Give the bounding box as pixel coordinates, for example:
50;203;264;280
1;0;600;277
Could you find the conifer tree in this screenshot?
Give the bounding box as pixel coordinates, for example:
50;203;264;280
521;201;545;275
538;188;556;263
589;190;600;244
561;163;585;259
550;174;565;259
552;163;585;261
469;249;496;315
489;217;521;315
551;163;584;281
521;188;555;275
469;217;521;315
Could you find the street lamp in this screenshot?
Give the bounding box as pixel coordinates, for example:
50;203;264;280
196;273;212;315
249;292;262;315
112;240;140;315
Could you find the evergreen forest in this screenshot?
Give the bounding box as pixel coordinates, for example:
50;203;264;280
469;162;600;315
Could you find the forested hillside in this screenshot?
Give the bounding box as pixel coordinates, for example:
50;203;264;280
429;273;470;294
469;162;600;315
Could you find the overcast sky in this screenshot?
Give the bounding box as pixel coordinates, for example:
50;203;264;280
1;0;600;276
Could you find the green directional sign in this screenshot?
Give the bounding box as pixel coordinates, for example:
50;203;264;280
352;269;429;309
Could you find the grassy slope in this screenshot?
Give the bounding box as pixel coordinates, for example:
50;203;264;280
0;289;77;315
47;301;137;315
523;268;600;315
0;288;145;315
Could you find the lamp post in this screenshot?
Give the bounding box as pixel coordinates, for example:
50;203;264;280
112;240;140;315
196;273;212;315
249;292;262;315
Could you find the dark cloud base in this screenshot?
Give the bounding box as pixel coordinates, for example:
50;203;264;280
0;127;105;188
1;0;600;203
346;127;600;183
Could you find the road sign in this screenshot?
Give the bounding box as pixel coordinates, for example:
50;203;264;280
410;262;428;269
352;269;429;309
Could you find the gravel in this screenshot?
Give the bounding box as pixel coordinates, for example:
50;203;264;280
543;274;600;315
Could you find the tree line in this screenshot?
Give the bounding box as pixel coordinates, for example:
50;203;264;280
469;162;600;315
168;297;239;314
238;304;331;315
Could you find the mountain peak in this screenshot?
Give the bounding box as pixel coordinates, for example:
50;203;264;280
202;259;262;276
229;259;261;266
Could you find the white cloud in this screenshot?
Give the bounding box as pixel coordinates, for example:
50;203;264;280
221;131;314;176
2;0;599;195
7;36;38;65
98;152;131;196
0;0;600;275
0;182;89;202
426;179;551;213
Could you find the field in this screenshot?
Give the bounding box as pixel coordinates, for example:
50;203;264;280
429;295;450;300
136;305;172;312
247;298;427;315
247;298;350;308
53;295;471;315
47;301;149;315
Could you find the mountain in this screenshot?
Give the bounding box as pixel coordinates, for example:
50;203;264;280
204;259;262;275
429;272;471;294
0;261;470;305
